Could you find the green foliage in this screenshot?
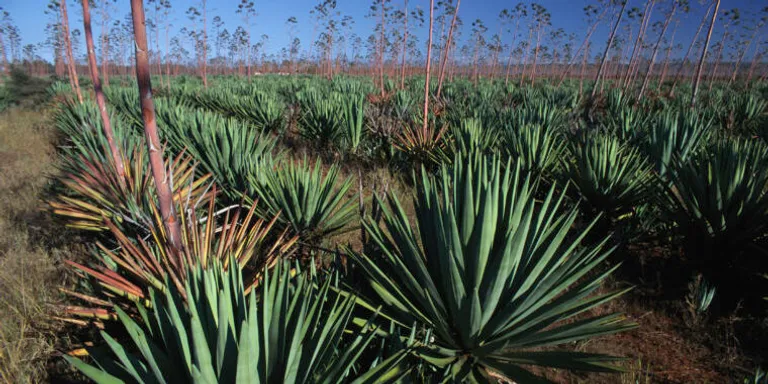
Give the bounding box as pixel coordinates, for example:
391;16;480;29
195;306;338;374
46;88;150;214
451;118;499;155
722;93;766;134
157;105;277;200
192;88;287;133
298;89;346;149
567;133;656;219
65;261;377;383
642;109;713;178
341;93;366;155
250;158;357;244
664;138;768;250
502;122;564;178
0;85;11;112
600;90;649;142
351;153;636;382
48;100;186;233
63;192;296;320
3;68;53;108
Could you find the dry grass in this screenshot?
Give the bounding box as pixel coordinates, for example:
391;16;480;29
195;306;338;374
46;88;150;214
0;107;70;382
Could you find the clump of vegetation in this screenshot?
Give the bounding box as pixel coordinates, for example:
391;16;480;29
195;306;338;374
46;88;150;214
2;68;53;109
0;109;68;383
2;0;768;382
352;153;636;381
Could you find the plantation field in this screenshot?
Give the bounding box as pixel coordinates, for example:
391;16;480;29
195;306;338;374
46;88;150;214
2;74;768;383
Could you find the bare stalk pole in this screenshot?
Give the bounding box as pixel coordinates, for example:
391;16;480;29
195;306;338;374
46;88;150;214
727;18;765;86
100;0;110;86
129;0;184;252
638;0;677;100
0;28;8;76
670;2;712;97
529;20;543;87
81;0;124;179
592;0;628;97
504;17;521;85
399;0;408;89
201;0;208;87
557;13;604;86
657;20;679;90
423;0;434;134
691;0;720;107
622;0;654;90
436;0;460;99
60;0;83;103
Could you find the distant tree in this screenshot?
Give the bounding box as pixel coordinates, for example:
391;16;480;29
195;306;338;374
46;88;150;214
692;0;720;107
745;7;768;84
58;0;83;102
313;0;339;79
638;0;686;100
148;0;163;85
186;0;208;86
212;15;225;74
98;0;116;85
528;3;551;86
423;0;434;133
558;4;604;85
707;7;739;91
502;4;527;85
436;0;460;98
236;0;255;78
232;26;247;75
670;1;714;96
593;0;628;97
470;18;487;83
623;0;655;90
727;6;767;85
658;23;681;88
286;16;298;72
368;0;392;95
160;0;172;87
0;7;13;75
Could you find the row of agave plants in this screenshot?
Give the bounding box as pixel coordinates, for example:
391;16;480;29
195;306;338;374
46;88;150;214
47;75;768;382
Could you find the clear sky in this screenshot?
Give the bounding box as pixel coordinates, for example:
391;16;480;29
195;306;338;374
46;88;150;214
3;0;766;63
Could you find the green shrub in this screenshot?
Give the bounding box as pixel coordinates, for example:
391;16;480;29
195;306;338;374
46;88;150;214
567;133;656;219
65;261;376;383
664;138;768;257
351;153;635;382
250;158;357;245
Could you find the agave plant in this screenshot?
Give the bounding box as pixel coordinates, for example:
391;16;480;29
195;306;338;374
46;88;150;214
236;91;287;133
393;122;450;170
567;133;656;219
65;261;378;383
451;118;500;156
600;90;649;142
341;93;367;155
642;109;713;178
156;106;277;200
722;93;766;133
350;153;636;382
664;138;768;258
298;90;346;149
509;99;567;129
502;122;565;178
50;142;212;233
193;88;287;133
64;192;297;321
249;158;357;245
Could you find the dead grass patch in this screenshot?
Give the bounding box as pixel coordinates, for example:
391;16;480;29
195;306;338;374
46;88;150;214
0;107;74;383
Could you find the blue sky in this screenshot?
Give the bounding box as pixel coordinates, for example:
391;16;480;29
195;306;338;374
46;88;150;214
4;0;766;63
